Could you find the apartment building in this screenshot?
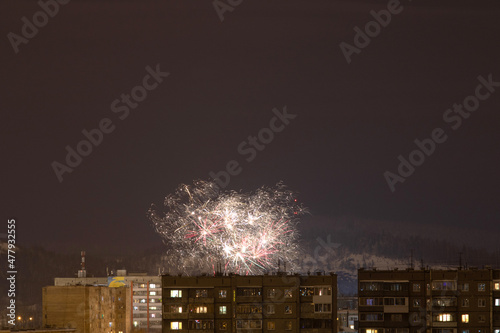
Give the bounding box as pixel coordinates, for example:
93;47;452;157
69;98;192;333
129;276;162;332
358;268;500;333
493;270;500;333
338;296;358;333
51;272;162;332
162;272;337;333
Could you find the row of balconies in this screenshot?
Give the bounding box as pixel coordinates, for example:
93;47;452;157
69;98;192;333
161;312;333;318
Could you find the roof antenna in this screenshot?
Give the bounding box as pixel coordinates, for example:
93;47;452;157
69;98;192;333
78;251;86;278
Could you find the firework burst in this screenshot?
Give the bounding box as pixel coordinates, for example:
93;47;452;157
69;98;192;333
148;180;306;275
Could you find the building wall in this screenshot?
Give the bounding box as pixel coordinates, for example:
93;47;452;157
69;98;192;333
162;273;337;333
88;286;128;333
42;286;128;333
43;286;89;333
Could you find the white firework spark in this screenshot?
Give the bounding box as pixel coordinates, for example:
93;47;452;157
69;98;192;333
148;180;306;275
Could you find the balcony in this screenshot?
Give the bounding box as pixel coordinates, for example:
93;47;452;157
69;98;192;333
432;322;457;328
162;312;189;320
235;296;262;303
383;305;409;313
188;297;215;304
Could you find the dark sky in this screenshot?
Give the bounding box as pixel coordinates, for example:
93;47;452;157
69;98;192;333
2;0;500;254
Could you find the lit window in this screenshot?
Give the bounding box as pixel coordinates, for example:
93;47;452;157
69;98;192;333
285;321;292;330
494;330;499;333
267;304;275;314
463;330;469;333
494;282;500;290
284;305;292;314
462;314;469;323
366;329;379;333
170;305;183;313
284;289;293;298
150;283;156;288
267;322;275;330
219;290;227;298
301;287;314;296
478;299;486;307
219;306;227;315
195;306;207;314
150;291;156;296
478;283;486;291
437;314;452;322
495;299;500;306
109;322;112;327
133;321;138;327
314;287;331;296
413;284;421;292
151;314;156;318
170;290;182;298
171;322;182;330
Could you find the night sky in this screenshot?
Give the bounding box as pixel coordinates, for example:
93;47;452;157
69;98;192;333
2;0;500;254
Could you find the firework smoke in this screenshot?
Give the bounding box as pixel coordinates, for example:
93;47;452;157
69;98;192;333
148;180;306;275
